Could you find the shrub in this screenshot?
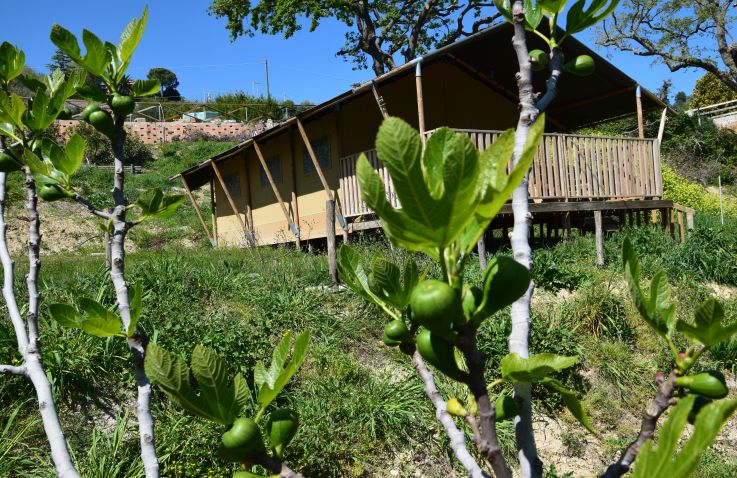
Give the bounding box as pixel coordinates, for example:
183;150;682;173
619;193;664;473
662;165;737;216
66;122;153;166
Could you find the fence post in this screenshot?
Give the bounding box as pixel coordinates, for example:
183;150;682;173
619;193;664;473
594;210;604;266
477;236;487;271
327;199;338;284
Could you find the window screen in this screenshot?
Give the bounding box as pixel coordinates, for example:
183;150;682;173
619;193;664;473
223;173;240;198
303;136;330;174
260;155;282;187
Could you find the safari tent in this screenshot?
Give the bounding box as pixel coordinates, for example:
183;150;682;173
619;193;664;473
174;22;674;250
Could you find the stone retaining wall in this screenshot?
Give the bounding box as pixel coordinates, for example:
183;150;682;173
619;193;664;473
56;120;260;144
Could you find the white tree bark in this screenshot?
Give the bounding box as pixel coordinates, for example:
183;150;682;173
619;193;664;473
109;117;160;478
0;169;81;478
413;351;492;478
507;3;565;477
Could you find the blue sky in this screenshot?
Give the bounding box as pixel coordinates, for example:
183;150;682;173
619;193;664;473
2;1;704;105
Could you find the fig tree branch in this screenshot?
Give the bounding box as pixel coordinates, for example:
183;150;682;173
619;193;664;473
71;193;112;220
0;364;27;375
412;350;493;478
599;371;677;478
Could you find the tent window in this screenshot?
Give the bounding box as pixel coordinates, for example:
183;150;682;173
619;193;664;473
260;155;282;186
224;173;240;198
303;136;331;174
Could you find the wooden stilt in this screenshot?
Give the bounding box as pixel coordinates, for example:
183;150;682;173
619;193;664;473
212;160;251;246
478;236;487;271
651;210;658;224
415;61;426;142
678;210;685;242
636;210;642;227
669;209;676;238
660;208;669;233
594;210;604;266
288;131;302;249
636;86;645;139
210;179;218;247
563;213;571;242
327;199;338;284
181;176;214;246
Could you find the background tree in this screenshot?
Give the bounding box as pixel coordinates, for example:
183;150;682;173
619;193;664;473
690;73;737;109
673;91;690;111
208;0;501;76
147;67;181;100
598;1;737;95
656;79;673;105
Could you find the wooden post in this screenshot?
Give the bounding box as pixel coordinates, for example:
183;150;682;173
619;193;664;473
636;86;645;139
181;176;214;246
478;236;487;271
288;130;302;249
211;159;251;246
678;210;685;242
327;199;338;284
636;210;642;227
594;210;604;266
296;118;347;234
371;82;389;118
253;141;299;240
669;209;676;238
415;60;426;142
563;213;571;243
651;210;658;224
657;108;668;144
243;156;255;243
686;211;694;230
660;208;669;233
210;179;218;247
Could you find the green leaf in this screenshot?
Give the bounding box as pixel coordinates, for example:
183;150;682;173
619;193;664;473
48;303;81;328
368;253;405;309
676;299;737;347
565;0;620;36
501;352;578;382
119;7;148;64
76;85;107;102
136;188;163;215
632;396;737;478
337;245;378;303
63;134;85;177
0;92;26;131
538;0;567;14
477;256;530;319
541;377;595;433
132;79;160;97
493;0;513;22
77;297;123;337
23;149;51;177
191;345;242;424
128;283;142;337
623;238;675;337
256;331;310;411
150;195;186;220
50;25;82;63
144;343;219;423
0;42;25;83
81;29;111;77
524;0;544;31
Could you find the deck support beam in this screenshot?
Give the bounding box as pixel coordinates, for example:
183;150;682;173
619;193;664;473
327;199;338;284
253;141;300;240
210;179;218;247
296;118;348;235
181;175;214;246
636;86;645;139
371;82;389;118
594;210;604;266
288;130;302;249
415;60;426;142
211;159;253;246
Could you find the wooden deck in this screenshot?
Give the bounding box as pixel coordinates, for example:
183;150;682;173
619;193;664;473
338;129;662;218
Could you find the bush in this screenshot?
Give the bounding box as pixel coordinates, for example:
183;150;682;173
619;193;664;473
662;165;737;216
66;122;153;166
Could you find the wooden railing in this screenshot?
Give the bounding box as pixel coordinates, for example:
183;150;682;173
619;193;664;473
338;129;662;218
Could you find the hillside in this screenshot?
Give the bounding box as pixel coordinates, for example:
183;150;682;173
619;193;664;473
1;142;736;477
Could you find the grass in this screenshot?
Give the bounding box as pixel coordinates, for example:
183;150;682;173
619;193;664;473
1;138;737;476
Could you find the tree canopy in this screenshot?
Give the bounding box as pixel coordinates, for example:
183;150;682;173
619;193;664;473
147;67;181;100
690;73;737;109
597;1;737;95
208;0;500;76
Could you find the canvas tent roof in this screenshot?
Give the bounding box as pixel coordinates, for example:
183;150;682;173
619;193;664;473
176;22;666;190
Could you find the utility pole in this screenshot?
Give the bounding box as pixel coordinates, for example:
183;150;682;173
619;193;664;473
265;58;271;100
